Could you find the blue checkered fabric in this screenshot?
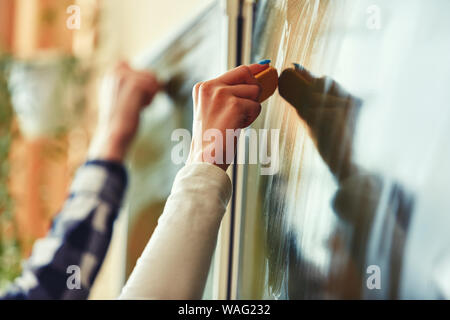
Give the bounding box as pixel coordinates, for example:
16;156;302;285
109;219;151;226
1;160;127;300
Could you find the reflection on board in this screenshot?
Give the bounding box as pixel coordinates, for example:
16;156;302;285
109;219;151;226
235;0;450;299
278;65;413;298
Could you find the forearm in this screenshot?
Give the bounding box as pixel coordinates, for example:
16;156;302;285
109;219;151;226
1;160;127;300
119;163;232;300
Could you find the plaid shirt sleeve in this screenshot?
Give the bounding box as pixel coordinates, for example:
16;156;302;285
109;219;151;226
1;160;127;300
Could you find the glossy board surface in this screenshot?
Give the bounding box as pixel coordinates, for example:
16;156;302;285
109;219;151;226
234;0;450;299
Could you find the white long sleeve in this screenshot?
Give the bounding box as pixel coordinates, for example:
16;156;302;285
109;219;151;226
118;163;232;299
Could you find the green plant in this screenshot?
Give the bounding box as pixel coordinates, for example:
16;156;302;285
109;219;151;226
0;55;22;291
0;54;91;291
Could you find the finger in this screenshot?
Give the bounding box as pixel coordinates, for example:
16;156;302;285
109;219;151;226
132;71;158;86
115;60;130;72
234;98;262;128
292;64;352;98
131;72;162;95
225;84;261;101
133;81;157;107
126;74;159;104
218;64;266;85
247;63;270;76
145;75;162;94
192;81;204;105
114;63;134;90
310;92;359;109
312;76;352;99
135;69;159;85
293;63;315;84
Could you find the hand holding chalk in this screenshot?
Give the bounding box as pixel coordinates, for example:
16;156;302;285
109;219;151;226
187;62;271;171
254;60;278;102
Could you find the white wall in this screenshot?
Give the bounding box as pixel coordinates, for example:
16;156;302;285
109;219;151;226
99;0;214;60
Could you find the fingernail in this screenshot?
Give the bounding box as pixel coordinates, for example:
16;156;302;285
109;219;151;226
258;59;271;65
293;63;315;82
293;63;304;71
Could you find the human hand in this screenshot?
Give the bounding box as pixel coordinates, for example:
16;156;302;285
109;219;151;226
90;61;160;162
187;63;269;171
279;65;363;181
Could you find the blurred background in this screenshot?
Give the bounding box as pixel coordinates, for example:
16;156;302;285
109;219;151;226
2;0;450;301
0;0;213;298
